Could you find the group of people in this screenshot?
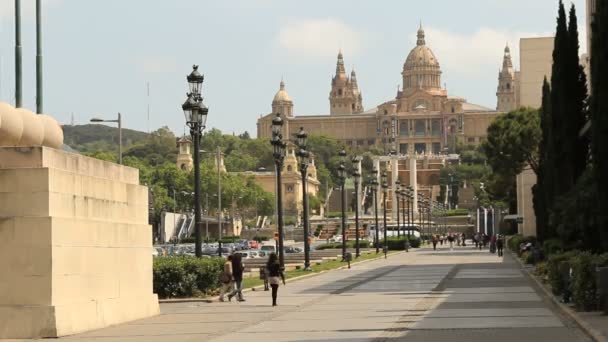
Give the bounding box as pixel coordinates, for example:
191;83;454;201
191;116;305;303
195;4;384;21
429;232;505;257
472;232;505;257
218;252;285;306
431;232;467;251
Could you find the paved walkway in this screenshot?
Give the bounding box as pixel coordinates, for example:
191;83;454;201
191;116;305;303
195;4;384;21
54;244;591;341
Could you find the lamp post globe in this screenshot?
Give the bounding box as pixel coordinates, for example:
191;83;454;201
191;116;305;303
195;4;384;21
186;65;205;96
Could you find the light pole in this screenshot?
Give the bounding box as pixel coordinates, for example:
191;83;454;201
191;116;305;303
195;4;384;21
371;168;380;254
381;171;388;259
406;186;413;238
270;114;286;269
351;156;361;258
181;65;208;258
395;180;401;238
337;149;348;261
90;113;122;164
400;188;407;237
296;127;311;270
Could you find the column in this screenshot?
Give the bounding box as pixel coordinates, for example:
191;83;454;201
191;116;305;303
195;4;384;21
391;156;398;220
409;155;418;217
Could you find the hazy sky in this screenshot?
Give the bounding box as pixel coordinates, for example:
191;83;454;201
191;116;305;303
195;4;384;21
0;0;587;137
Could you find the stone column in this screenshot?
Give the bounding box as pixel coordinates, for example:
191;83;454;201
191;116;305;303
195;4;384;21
391;156;398;220
409;155;418;218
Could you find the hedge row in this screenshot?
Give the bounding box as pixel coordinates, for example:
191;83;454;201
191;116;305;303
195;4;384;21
534;251;608;311
316;240;371;250
375;237;422;249
153;256;224;298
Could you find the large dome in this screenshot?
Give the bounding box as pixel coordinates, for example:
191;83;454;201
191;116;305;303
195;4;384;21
402;26;442;91
273;80;292;103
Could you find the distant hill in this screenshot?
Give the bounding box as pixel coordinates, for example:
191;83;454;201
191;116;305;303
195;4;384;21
63;124;150;153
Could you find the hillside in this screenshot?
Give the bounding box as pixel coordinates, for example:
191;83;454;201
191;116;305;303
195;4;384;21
63;124;150;153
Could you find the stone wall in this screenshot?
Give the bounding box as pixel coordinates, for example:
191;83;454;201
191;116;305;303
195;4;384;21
0;147;159;338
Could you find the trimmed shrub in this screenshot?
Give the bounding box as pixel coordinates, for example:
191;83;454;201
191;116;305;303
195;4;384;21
316;240;371;250
376;237;421;250
547;250;579;296
153;256;224;299
252;235;269;243
521;251;534;265
535;261;548;280
570;252;608;311
507;235;537;254
314;225;323;237
542;238;564;256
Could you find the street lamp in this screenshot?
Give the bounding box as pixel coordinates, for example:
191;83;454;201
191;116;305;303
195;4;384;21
90;113;122;164
406;186;413;237
351;155;361;258
395;180;401;239
337;149;348;261
381;171;388;259
371;168;380;254
181;65;208;258
270;113;286;269
295;127;311;271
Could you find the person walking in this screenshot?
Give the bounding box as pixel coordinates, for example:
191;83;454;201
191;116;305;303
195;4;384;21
447;232;454;251
490;234;497;254
496;235;504;257
461;232;466;246
219;255;234;302
266;252;285;307
431;234;438;251
228;253;245;302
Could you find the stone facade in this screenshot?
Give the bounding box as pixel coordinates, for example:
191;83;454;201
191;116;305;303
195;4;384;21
0;147;159;338
176;136;193;171
519;37;554;108
257;26;506;153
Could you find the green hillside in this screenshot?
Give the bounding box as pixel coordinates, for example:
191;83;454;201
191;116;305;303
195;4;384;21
63;124;150;153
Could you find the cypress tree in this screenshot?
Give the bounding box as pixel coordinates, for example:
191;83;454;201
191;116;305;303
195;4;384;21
590;0;608;252
535;78;552;241
545;1;569;239
567;5;589;182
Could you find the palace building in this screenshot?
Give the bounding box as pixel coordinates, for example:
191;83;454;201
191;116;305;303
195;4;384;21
257;26;518;154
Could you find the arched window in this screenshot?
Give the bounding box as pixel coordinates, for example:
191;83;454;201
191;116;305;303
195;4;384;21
507;83;511;90
287;165;293;172
338;89;343;96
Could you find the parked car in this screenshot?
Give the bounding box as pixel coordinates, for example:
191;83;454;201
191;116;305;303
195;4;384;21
249;240;259;249
234;250;260;259
260;245;277;254
284;246;302;254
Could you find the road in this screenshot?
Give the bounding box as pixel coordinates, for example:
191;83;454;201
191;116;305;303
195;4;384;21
60;243;590;342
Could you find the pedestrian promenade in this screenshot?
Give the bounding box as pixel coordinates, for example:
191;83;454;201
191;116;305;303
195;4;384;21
17;244;597;341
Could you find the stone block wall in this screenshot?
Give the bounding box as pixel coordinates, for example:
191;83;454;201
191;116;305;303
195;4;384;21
0;147;159;338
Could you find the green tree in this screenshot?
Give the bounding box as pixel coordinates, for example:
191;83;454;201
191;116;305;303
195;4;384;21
590;0;608;251
534;79;553;241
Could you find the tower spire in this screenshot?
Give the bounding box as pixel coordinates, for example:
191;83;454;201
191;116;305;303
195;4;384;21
417;21;426;46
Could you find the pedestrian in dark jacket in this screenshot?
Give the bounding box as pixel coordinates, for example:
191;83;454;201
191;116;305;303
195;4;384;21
266;252;285;306
228;253;245;302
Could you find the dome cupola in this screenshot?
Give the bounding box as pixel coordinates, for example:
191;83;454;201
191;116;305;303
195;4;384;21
272;80;294;117
402;24;442;94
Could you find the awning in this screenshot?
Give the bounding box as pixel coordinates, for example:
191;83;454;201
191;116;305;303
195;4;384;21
503;214;521;221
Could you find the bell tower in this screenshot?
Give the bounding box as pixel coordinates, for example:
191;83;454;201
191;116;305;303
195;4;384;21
496;44;517;112
329;51;363;115
176;136;193;171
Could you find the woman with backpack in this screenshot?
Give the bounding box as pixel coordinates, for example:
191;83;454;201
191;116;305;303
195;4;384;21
266;252;285;307
219;255;234;302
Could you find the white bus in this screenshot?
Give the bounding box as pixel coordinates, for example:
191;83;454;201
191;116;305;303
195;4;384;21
368;225;421;239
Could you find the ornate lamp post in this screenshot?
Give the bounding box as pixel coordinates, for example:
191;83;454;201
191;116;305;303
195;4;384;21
371;168;380;254
400;188;407;237
351;155;361;258
337;149;348;261
395;180;401;238
381;171;389;259
181;65;208;258
270;114;287;269
296;127;311;270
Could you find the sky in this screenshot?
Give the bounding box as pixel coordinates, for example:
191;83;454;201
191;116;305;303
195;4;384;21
0;0;588;137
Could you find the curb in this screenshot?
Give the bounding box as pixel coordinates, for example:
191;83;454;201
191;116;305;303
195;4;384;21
159;250;407;304
510;250;607;342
